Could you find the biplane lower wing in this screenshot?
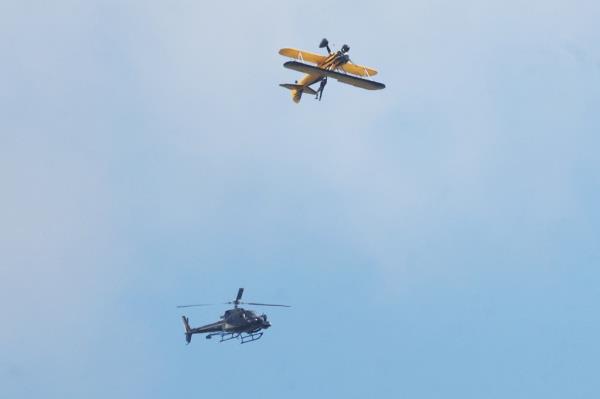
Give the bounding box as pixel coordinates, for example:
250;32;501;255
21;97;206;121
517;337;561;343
279;48;326;64
283;61;385;90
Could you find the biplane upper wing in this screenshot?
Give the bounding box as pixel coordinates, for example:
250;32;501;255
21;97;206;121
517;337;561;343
279;48;327;65
283;61;385;90
340;62;378;77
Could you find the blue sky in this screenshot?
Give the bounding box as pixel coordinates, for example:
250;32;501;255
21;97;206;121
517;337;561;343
1;0;600;397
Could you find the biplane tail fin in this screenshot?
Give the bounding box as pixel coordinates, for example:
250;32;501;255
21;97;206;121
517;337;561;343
279;83;317;103
182;316;192;344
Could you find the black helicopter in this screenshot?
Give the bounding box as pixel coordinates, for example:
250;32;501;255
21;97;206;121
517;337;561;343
178;288;290;344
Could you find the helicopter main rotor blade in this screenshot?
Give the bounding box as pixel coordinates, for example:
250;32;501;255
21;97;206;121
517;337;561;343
177;288;289;308
242;302;291;307
235;288;244;302
176;303;224;308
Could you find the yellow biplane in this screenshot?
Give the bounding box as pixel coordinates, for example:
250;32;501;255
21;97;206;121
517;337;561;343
279;38;385;103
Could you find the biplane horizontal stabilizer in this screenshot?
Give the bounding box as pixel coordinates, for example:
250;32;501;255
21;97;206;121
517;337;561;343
283;61;385;91
279;83;318;96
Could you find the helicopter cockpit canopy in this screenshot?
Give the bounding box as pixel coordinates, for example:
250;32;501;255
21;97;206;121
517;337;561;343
243;309;259;319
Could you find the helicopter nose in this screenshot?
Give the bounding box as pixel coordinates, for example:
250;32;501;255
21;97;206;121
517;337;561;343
261;315;271;328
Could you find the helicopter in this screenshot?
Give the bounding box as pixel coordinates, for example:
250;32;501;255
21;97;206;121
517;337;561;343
177;288;290;344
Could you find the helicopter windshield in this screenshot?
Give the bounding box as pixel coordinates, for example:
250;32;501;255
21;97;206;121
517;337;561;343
244;310;258;319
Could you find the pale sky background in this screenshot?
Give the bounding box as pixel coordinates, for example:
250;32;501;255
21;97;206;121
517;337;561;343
1;0;600;398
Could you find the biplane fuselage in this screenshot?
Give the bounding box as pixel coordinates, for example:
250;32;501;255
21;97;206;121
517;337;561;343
279;45;384;103
291;51;349;102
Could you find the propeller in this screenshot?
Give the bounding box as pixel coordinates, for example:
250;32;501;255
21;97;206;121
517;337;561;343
339;44;352;68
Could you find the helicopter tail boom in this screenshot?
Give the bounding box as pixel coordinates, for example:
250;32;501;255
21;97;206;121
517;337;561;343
182;316;192;344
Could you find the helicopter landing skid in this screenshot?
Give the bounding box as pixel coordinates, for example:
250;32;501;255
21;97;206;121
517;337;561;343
240;332;263;343
206;331;264;344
